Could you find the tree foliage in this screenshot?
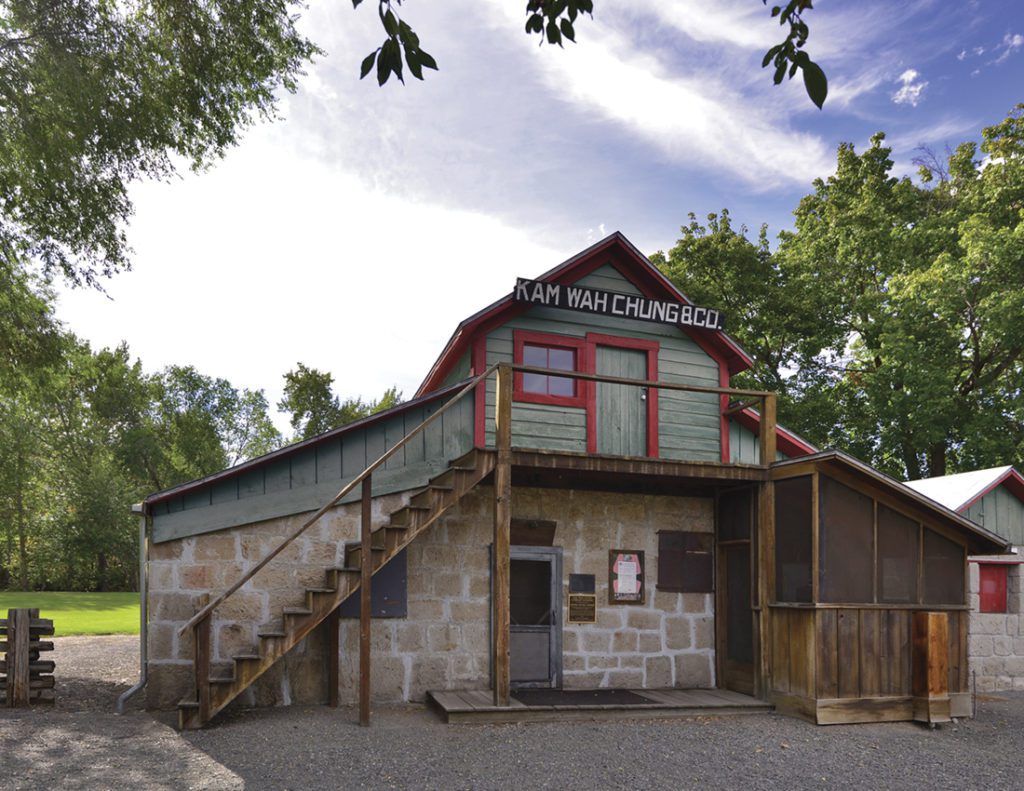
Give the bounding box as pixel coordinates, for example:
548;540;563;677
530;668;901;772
278;362;402;442
655;106;1024;480
0;0;319;286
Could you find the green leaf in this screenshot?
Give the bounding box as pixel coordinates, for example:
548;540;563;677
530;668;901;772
398;20;419;49
526;13;544;34
405;48;424;80
762;45;782;68
560;18;575;42
773;60;787;85
383;9;399;37
546;20;561;45
802;59;828;109
376;39;392;85
771;6;781;17
360;51;377;80
418;49;438;71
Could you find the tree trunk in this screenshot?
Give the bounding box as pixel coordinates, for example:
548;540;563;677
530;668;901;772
927;442;947;479
901;441;922;481
97;552;108;592
15;443;27;590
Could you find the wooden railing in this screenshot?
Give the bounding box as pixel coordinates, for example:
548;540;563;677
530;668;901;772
179;360;778;724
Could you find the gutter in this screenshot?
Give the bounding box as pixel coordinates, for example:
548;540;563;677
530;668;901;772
116;503;148;714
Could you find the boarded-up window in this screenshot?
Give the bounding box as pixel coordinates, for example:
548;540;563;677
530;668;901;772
657;531;713;592
818;476;874;603
340;549;407;618
719;489;752;541
922;528;965;605
775;476;812;603
979;564;1009;613
877;505;919;603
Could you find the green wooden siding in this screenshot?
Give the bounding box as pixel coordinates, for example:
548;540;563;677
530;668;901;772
150;395;475;543
964;486;1024;545
482;263;723;461
728;420;788;464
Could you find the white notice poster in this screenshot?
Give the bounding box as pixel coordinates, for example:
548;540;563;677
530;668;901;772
617;560;638;594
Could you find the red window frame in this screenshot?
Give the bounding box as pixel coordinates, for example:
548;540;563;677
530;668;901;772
979;563;1009;613
512;330;587;408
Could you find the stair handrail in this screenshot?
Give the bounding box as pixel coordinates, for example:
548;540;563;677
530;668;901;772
179;363;500;636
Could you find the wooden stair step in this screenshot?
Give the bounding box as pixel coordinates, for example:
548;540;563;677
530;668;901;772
305;587;335;595
283;607;312;617
257;627;286;638
233;654;260;662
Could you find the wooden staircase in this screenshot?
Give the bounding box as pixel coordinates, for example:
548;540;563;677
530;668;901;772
178;447;496;729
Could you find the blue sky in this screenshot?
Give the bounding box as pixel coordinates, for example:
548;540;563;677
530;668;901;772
56;0;1024;433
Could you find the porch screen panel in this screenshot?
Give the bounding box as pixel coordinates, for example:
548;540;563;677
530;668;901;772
818;477;874;603
922;528;965;605
877;505;919;603
719;489;752;541
775;476;812;603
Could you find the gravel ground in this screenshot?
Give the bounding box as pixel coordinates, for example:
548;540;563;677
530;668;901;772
2;636;1023;790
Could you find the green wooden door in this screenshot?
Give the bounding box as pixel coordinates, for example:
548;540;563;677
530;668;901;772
596;346;647;456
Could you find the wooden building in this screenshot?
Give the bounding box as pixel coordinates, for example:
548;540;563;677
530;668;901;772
907;467;1024;692
139;233;1009;728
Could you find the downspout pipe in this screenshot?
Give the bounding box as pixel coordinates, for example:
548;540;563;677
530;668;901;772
117;503;148;714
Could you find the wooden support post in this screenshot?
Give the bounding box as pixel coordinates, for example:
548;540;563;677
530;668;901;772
8;609;29;707
327;605;340;708
759;393;777;465
493;363;512;707
912;611;951;724
359;474;372;726
192;594;211;723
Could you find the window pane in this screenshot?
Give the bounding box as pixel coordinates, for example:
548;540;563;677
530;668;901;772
523;344;548;367
522;372;547;394
877;505;918;603
922;528;965;604
547;375;575;397
775;476;812;603
819;477;874;603
548;347;575;371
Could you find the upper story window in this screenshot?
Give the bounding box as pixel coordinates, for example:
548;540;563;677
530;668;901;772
523;344;576;397
513;331;587;408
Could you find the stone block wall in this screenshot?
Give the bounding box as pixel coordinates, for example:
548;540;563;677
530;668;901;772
967;558;1024;692
146;483;716;711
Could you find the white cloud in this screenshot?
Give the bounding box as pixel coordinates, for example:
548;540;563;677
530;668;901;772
891;68;928;107
995;32;1024;63
54;133;566;431
957;49;967;61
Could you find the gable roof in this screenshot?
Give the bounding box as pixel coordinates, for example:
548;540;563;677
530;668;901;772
905;466;1024;513
416;231;753;397
773;450;1011;555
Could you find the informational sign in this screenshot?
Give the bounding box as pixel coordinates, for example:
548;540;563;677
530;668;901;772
568;593;597;624
514;278;725;331
609;550;645;604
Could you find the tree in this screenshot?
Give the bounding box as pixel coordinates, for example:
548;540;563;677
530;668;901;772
279;363;403;441
1;1;319;287
655;106;1024;480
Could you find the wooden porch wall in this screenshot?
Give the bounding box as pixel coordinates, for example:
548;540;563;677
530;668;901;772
769;607;970;701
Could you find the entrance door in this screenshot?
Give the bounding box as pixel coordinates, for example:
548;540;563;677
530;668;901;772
509;546;562;688
596;346;647;456
717;489;756;696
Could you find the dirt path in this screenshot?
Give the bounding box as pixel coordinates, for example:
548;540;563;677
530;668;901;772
2;635;1023;790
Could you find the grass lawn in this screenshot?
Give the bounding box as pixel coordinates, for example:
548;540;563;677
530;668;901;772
0;591;140;636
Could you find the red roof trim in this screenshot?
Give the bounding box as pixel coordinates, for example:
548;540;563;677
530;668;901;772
960;467;1024;512
733;408;817;458
416;232;753;397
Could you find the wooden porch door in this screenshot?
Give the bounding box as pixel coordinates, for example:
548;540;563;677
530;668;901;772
717;488;756;696
509;546;562;688
595;346;647;456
